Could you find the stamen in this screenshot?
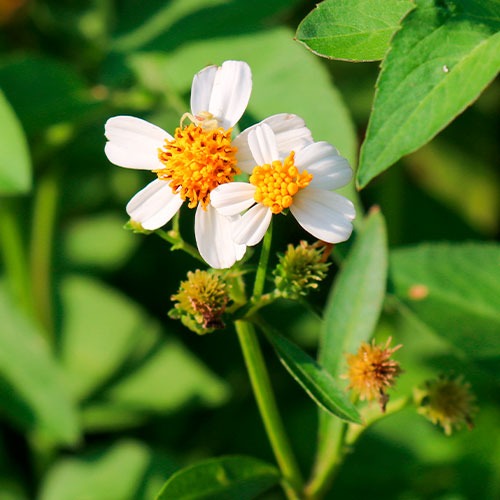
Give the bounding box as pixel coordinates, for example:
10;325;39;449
249;152;313;214
155;124;239;209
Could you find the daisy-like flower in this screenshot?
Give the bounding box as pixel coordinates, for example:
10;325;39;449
104;60;253;269
210;123;355;246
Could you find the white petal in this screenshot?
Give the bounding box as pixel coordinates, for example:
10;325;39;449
233;203;272;246
104;116;171;171
190;65;218;120
234;114;313;173
210;182;257;216
126;179;183;230
195;205;246;269
191;61;252;130
295;142;353;190
248;124;280;166
290;188;355;244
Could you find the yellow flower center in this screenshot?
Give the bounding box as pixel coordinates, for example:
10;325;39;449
249;152;313;214
155;124;239;209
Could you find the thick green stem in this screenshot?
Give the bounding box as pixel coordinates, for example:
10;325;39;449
30;171;58;339
235;320;303;499
252;221;272;300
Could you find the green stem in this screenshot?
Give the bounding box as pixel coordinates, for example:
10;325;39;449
156;228;205;264
0;199;33;315
235;320;303;499
252;221;272;300
30;171;58;340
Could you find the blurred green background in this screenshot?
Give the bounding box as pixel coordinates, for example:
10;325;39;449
0;0;499;498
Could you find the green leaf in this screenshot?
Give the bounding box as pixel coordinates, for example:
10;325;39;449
390;242;500;361
0;285;79;445
60;275;229;416
296;0;413;62
357;0;500;187
40;439;176;500
320;208;388;375
156;456;280;500
0;90;31;194
261;323;361;423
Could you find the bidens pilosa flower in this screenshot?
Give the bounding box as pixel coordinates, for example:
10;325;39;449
210;123;355;246
104;61;252;269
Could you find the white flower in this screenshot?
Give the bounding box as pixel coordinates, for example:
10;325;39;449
211;123;355;246
104;60;252;269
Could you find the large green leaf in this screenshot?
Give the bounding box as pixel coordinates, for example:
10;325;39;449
261;322;361;423
357;0;500;188
0;285;79;445
0;90;31;194
40;439;175;500
390;243;500;361
296;0;413;62
156;456;280;500
60;275;229;425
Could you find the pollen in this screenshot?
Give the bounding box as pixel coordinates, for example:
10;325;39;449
344;338;402;412
155;124;239;210
249;152;313;214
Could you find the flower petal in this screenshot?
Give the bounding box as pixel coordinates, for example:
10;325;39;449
233;203;272;246
248;123;280;166
234;114;313;173
104;116;171;171
295;142;353;190
210;182;257;216
195;204;246;269
191;61;252;130
126;179;183;230
290;188;355;243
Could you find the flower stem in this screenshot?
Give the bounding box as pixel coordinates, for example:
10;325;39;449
253;221;272;299
235;319;303;499
156;228;205;264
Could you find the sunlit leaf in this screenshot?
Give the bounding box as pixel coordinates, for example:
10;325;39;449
262;323;361;423
156;456;280;500
0;285;79;445
390;242;500;361
357;0;500;187
0;90;31;194
296;0;413;61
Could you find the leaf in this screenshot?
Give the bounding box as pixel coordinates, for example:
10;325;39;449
40;439;176;500
357;0;500;187
390;242;500;360
320;208;388;376
60;275;229;418
261;323;361;423
296;0;413;62
0;285;79;445
0;90;31;194
156;456;280;500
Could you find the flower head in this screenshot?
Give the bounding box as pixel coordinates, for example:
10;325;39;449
169;270;229;335
210;123;355;246
344;338;402;412
274;241;330;299
414;375;477;435
104;61;252;269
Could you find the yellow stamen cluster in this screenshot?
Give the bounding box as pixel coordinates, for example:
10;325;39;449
249;152;312;214
414;375;477;435
155;124;239;210
344;338;402;412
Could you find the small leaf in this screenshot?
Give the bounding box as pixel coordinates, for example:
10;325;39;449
390;242;500;360
156;456;280;500
357;0;500;187
0;90;31;194
0;285;79;445
261;323;361;423
296;0;413;62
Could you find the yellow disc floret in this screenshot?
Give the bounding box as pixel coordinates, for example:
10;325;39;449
155;124;239;210
249;152;313;214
